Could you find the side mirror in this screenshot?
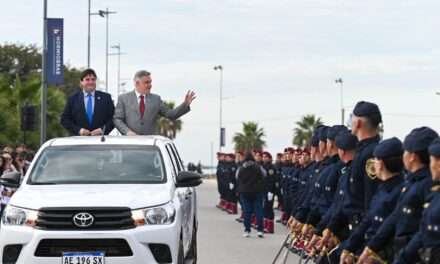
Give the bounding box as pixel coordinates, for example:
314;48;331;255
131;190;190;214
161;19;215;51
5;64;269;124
176;171;202;188
0;171;21;188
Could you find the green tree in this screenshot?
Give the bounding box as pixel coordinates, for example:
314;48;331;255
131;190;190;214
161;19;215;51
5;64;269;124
0;43;84;149
0;73;67;149
292;114;323;147
155;101;183;139
233;122;266;152
0;43;41;82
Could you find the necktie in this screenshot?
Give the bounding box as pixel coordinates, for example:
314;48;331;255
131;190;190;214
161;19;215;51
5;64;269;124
139;95;145;119
86;93;93;125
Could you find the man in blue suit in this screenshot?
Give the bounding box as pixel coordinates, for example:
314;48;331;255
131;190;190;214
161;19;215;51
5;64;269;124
61;69;115;136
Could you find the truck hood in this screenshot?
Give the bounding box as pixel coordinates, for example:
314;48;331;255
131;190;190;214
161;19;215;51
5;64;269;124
10;184;172;210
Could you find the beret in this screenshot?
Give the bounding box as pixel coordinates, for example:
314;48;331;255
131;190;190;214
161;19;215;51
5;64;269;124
327;125;348;141
262;151;272;159
403;127;438;152
319;126;330;142
428;138;440;157
353;101;382;123
373;137;403;159
335;131;358;151
311;135;320;147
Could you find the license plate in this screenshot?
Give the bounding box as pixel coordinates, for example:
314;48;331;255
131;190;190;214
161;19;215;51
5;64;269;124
62;252;105;264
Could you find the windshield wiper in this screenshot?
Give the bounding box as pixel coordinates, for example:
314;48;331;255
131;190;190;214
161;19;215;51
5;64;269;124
29;182;58;185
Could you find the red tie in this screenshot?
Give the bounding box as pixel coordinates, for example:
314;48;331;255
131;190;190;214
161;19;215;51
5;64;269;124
139;95;145;118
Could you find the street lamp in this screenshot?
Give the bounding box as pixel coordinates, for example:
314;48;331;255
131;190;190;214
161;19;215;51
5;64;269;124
87;0;92;67
90;8;117;93
335;78;344;125
214;65;224;151
109;44;127;98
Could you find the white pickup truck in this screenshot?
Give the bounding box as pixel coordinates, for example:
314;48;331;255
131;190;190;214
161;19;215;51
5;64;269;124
0;136;202;264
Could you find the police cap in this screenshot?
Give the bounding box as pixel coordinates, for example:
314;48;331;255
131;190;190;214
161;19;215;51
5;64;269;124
335;131;358;151
428;138;440;157
403;127;438;152
373;137;403;159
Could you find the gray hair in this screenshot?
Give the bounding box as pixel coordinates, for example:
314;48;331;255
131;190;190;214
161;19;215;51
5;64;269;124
134;70;151;81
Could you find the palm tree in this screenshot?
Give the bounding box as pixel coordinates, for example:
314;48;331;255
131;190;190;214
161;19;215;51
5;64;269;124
292;114;323;147
233;122;266;152
155;101;183;139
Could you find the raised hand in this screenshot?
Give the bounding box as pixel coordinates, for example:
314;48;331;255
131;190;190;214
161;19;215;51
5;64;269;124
184;90;196;106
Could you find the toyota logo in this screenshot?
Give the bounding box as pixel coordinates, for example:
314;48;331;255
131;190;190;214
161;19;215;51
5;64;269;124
73;212;94;228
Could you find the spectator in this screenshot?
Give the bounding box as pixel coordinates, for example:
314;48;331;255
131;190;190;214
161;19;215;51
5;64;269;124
236;152;266;238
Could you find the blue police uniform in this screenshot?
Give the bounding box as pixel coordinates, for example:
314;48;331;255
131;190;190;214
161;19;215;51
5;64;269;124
306;125;348;228
366;127;438;262
315;132;358;239
342;137;405;255
216;158;227;209
315;161;351;237
306;154;342;227
293;126;331;223
393;138;440;264
327;135;380;237
290;160;316;217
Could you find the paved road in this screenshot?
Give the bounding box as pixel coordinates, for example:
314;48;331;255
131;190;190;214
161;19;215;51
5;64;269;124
197;179;300;264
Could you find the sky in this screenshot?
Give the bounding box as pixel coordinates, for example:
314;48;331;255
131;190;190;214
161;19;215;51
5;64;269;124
1;0;440;167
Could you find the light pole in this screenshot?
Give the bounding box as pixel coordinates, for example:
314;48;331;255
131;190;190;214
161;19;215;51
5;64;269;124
87;0;91;67
93;8;117;93
109;44;127;98
335;78;344;125
214;65;223;152
41;0;48;145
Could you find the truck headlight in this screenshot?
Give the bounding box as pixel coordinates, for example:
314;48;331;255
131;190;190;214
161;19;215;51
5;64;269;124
132;202;176;226
1;205;38;227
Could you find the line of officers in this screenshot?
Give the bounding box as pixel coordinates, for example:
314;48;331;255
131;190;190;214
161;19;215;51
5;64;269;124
217;101;440;264
215;148;283;234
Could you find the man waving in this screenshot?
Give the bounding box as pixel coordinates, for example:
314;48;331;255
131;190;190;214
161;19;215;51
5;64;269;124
113;70;196;136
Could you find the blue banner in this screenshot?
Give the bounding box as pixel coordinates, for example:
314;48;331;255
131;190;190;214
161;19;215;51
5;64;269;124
46;18;64;85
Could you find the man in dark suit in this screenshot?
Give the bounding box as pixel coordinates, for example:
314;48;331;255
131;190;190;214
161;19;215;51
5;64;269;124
61;68;115;136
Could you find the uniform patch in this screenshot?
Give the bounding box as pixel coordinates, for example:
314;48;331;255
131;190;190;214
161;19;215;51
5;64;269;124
365;158;377;180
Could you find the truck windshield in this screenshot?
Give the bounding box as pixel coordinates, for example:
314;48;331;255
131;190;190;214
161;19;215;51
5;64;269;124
27;145;166;184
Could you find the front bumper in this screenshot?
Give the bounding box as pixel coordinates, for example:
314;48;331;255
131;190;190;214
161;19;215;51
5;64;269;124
0;222;180;264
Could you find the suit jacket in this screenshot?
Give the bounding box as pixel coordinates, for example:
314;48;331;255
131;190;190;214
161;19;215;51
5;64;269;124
113;91;190;135
61;90;115;135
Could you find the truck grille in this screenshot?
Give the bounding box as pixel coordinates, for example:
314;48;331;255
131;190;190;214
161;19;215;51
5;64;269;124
35;207;135;230
35;239;133;257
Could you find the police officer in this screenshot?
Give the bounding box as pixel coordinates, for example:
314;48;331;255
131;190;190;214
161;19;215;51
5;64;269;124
321;102;382;252
307;131;359;256
279;148;296;224
292;125;330;227
358;127;438;264
216;152;227;210
387;138;440;264
262;151;277;233
340;137;405;264
224;153;238;214
288;137;318;227
303;125;347;235
274;153;283;211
